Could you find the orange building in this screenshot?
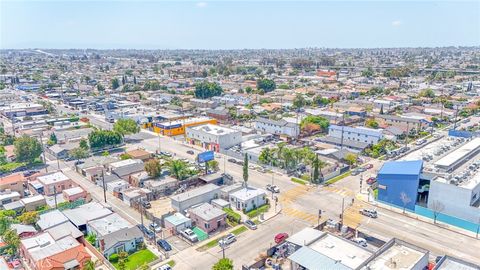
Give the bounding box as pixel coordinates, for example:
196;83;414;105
153;117;217;136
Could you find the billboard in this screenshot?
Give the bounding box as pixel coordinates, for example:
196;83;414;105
197;151;214;163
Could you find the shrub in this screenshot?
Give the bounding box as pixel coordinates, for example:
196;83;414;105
109;253;119;263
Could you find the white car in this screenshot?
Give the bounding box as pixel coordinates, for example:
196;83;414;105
149;222;162;233
157;265;172;270
219;233;236;246
181;229;198;242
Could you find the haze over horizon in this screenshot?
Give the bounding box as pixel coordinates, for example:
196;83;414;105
1;0;479;50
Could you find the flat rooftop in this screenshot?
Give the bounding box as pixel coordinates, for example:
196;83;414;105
364;242;426;270
87;213;133;236
37;171;70;185
109;158;143;168
434;256;480;270
188;124;239;135
171;183;220;203
308;233;372;269
230;187;266;201
435;138;480;169
158;117;213;128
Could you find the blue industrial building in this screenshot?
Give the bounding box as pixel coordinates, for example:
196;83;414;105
377;160;423;211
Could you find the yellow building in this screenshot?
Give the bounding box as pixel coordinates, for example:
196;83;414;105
153;117;217;136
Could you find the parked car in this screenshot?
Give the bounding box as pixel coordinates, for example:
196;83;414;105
23;170;39;177
144;229;155;239
181;229;198;242
364;164;373;170
219;233;236;246
351;169;360;176
227;158;237;163
266;184;280;193
150;223;162;233
352;237;367;247
274;233;288;244
366;177;376;185
359;209;378;218
157;239;172;251
157;265;172;270
244;220;257;230
274;233;289;244
160;151;172;157
357;167;367;173
187;150;195;155
142;201;152;209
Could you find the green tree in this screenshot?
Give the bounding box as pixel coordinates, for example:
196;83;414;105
365;118;379;129
361;67;374;77
300;116;329;133
117;251;128;270
102;150;109;156
168;159;188;180
194;81;223;99
243;153;249;185
86;233;97;246
88;130;123;149
48;133;57;146
97;83;105;92
145;159;162;177
18;211;39;224
14;135;42;163
111;78;120;89
212;258;234;270
245;86;253;94
3;228;20;255
207;160;219;171
79;139;89;150
69;147;89;161
312;155;320;183
83;260;95;270
293;93;306;109
258;147;275;166
256;78;276;92
345;153;358;167
113;119;140;137
419;88;435;98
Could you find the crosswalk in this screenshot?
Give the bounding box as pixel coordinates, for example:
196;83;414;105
342;202;365;228
278;185;310;204
282;207;319;225
323;185;356;197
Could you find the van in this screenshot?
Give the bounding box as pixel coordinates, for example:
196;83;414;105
352;237;367;247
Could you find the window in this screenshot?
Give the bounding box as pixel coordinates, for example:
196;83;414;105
205;223;210;229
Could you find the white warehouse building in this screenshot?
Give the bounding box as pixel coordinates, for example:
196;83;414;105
186;124;242;152
328;125;384;145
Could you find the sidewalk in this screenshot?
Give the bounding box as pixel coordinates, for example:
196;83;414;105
356;192;479;239
259;202;282;222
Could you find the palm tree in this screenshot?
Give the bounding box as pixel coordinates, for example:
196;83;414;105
168;159;187;180
83;260;95;270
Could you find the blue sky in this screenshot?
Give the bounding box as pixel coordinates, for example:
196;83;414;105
1;1;479;49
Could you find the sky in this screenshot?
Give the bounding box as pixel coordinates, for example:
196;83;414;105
1;1;479;49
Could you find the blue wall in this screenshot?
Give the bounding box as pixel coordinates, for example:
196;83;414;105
377;173;419;211
415;205;478;233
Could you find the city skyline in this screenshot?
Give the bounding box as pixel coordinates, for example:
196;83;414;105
1;0;479;49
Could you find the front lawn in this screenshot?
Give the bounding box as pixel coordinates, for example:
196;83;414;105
245;204;270;218
112;249;158;270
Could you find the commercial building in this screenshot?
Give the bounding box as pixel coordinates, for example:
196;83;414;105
0;190;20;206
377;160;424;211
328;125;384;145
433;255;480;270
253;117;300;138
359;238;429;270
186;124;242;151
434;138;480;172
153;117;217;136
170;183;221;213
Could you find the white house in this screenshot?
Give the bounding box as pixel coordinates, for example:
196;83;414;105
229;186;267;212
328;125;384;145
253;117;299;138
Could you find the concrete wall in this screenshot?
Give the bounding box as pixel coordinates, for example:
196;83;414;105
428;180;480;223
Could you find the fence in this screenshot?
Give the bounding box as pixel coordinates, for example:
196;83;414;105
37;198;86;215
81;237;116;270
414;205;479;233
323;165;350;181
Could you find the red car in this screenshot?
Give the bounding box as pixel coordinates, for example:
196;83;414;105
274;233;289;244
364;164;373;170
366;177;376;185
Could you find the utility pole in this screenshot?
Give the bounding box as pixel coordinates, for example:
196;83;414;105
39;132;48;173
157;132;161;154
101;170;107;203
341;197;345;225
318;209;322;227
453;106;459;131
53;186;58;209
271;160;275;199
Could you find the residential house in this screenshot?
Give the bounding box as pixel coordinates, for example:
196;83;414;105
0;173;26;197
170;183;221;213
253;117;300;138
108;159;145;181
0;190;20;207
62;186;88;202
125;149;152;162
188;203;227;234
36;171;74;196
229;186;267;212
